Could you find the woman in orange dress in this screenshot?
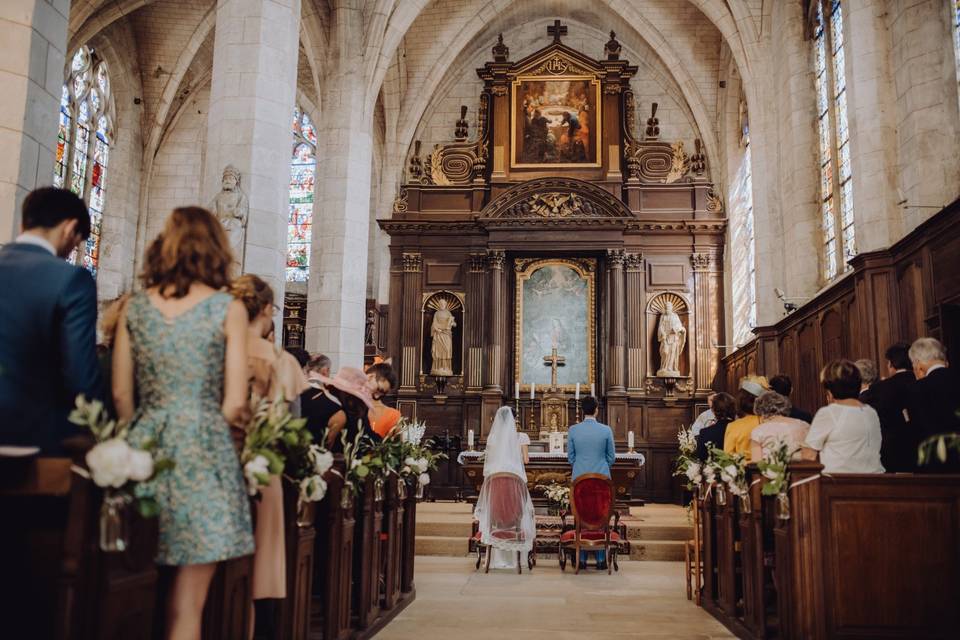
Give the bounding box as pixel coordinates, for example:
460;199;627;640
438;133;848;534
366;361;401;438
230;274;308;638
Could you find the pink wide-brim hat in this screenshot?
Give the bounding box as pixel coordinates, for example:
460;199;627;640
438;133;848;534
316;366;374;410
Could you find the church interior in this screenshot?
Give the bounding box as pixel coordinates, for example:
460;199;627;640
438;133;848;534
2;0;960;638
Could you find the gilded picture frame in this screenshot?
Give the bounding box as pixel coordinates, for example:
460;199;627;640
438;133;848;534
511;75;602;168
514;257;596;392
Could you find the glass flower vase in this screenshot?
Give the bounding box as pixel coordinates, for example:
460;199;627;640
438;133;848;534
714;483;727;506
776;492;791;520
99;491;132;553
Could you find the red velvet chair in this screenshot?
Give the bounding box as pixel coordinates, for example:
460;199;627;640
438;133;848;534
471;472;534;573
559;473;621;574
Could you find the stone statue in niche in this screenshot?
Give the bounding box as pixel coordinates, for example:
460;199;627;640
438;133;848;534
209;164;249;270
430;298;457;376
656;301;686;376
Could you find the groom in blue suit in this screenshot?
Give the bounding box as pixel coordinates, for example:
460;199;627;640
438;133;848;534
567;396;616;569
0;188;102;454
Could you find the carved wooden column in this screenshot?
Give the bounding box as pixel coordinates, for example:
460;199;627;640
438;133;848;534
465;253;488;391
625;253;645;391
607;249;626;392
691;252;721;391
481;250;506;436
399;252;422;392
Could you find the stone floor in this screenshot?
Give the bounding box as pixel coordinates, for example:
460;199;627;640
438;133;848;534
377;557;734;639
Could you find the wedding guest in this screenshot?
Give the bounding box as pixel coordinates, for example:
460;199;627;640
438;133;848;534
723;376;769;462
749;391;810;460
768;374;813;423
567;396;615;569
366;361;401;438
695;392;736;461
230;274;308;637
909;338;960;471
314;367;378;452
854;359;878;402
113;207;254;639
286;346;311;369
690;392;717;436
96;293;130;417
301;354;339;442
801;360;884;473
0;187;102;454
862;343;917;472
305;353;331;378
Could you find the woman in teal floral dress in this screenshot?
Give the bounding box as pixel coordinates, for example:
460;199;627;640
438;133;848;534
113;207;253;640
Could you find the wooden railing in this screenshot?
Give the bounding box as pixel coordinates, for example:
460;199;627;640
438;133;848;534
2;451;419;640
698;463;960;639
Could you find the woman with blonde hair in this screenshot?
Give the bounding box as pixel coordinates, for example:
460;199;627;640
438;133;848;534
229;274;308;635
113;207;253;640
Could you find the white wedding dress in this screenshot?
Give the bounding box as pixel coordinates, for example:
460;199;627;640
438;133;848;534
474;407;536;570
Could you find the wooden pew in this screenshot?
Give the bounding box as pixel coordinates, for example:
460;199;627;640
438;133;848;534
0;441;158;640
311;458;355;640
380;475;405;611
401;479;418;595
274;478;317;640
352;475;385;632
201;553;254;640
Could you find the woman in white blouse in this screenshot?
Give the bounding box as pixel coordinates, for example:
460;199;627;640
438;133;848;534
801;360;884;473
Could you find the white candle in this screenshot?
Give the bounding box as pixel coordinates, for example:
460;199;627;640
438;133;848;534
530;384;535;400
575;383;580;400
628;431;635;449
468;429;474;447
590;383;595;397
515;382;520;399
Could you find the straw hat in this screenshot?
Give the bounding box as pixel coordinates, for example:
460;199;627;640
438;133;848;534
317;367;374;409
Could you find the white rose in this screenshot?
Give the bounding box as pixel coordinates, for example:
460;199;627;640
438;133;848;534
417;457;428;471
309;447;334;476
86;438;134;488
724;464;738;478
685;463;701;481
127;448;154;482
418;473;431;486
244;455;270;495
762;468;779;480
300;475;328;502
404;456;417;468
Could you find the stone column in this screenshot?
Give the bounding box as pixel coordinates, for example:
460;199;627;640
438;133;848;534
0;0;69;239
692;252;721;391
625;253;645;391
305;4;374;368
606;249;626;392
480;250;506;437
465;253;488;391
203;0;301;301
398;252;421;391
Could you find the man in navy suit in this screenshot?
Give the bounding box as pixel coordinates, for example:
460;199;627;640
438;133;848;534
909;338;960;472
0;188;102;454
567;396;616;569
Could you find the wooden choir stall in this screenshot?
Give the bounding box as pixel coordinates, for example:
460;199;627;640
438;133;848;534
379;24;726;504
0;448;421;640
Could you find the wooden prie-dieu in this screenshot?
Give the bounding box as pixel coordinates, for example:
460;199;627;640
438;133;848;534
379;24;725;503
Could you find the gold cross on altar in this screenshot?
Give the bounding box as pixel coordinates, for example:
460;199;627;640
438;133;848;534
543;347;566;390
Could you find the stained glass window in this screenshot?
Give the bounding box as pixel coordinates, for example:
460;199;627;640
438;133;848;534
53;46;114;276
953;1;960;95
287;108;317;282
731;118;756;346
814;1;854;281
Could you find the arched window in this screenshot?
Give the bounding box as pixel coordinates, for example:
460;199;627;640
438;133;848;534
53;46;114;275
287;107;317;282
731;99;756;345
814;0;854;281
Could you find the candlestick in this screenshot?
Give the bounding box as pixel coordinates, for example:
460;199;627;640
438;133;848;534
514;382;520;400
529;383;535;400
590;383;595;397
575;382;580;400
628;430;635;453
468;429;475;450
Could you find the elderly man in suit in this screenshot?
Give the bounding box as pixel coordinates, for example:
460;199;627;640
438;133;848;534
862;343;917;472
0;188;102;454
909;338;960;472
567;395;616;569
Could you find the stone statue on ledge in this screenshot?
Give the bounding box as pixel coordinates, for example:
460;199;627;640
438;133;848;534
209;164;249;270
656;301;686;377
430;298;456;376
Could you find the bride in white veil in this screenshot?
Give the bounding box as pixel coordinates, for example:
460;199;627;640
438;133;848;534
474;406;536;570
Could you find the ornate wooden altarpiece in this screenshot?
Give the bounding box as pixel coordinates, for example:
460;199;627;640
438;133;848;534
379;25;725;502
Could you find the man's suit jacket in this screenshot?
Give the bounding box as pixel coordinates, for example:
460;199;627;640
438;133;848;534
567;417;616;480
911;367;960;443
862;370;917;472
0;243;102;454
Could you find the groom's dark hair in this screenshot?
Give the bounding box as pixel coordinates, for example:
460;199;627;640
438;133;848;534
582;396;599;416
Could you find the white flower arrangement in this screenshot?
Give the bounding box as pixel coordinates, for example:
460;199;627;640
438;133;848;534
705;446;749;501
535;482;571;510
673;425;704;492
69;395;173;517
241;395;310;496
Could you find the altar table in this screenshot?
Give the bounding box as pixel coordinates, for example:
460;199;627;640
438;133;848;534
457;451;646;508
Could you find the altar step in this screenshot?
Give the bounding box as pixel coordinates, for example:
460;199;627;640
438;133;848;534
415;502;691;561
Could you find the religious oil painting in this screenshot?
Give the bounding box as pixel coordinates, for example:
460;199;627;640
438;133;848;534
511;76;601;168
515;258;595;390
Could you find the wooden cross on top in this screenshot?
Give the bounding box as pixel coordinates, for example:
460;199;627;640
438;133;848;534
543;346;566;391
547;19;567;43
